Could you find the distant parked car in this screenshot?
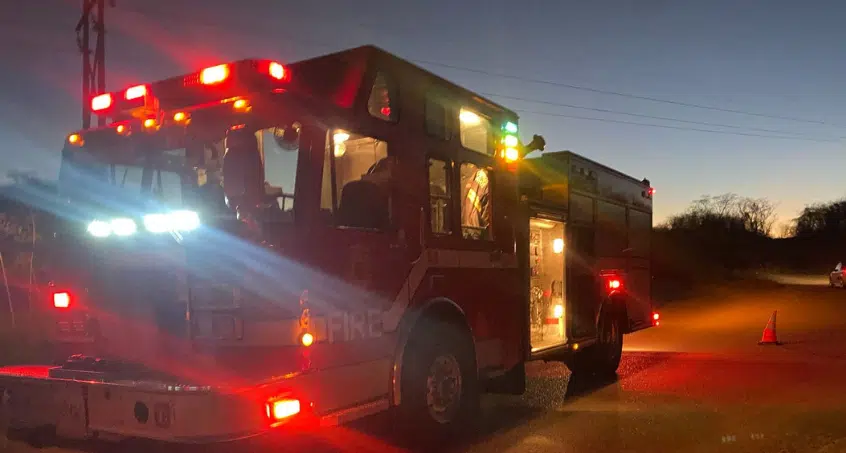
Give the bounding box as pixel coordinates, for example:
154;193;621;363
829;262;845;287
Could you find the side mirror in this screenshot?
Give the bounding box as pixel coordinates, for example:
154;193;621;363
272;123;301;151
222;127;264;214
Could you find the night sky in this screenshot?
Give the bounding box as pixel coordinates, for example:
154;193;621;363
3;0;846;227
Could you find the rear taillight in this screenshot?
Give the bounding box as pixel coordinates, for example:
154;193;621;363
652;312;660;326
53;292;71;309
266;397;301;425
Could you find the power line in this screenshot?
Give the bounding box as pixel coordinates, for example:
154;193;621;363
53;7;844;134
514;109;840;143
484;92;840;139
414;59;833;126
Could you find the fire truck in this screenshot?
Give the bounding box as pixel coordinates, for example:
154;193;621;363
0;45;654;444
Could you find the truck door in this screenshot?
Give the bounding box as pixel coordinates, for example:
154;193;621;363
567;193;600;341
316;129;410;337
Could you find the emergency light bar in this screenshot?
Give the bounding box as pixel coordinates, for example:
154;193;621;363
88;59;290;120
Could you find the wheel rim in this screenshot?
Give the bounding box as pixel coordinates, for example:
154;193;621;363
425;353;463;424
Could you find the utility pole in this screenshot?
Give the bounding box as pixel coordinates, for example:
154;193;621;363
76;0;115;129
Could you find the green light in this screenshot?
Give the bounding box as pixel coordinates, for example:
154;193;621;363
503;121;518;134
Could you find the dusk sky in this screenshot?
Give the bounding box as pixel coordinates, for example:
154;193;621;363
2;0;845;229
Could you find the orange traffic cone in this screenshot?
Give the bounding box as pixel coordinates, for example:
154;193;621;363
758;310;781;345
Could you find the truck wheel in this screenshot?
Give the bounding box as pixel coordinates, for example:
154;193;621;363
566;311;623;377
396;317;479;444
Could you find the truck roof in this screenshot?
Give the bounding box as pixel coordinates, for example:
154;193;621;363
289;45;518;118
520;150;653;213
540;150;649;186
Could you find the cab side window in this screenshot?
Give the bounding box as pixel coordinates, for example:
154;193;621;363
458;108;492;155
425;92;453;141
320;129;391;230
367;72;398;122
258;126;300;213
459;162;492;240
428;158;452;234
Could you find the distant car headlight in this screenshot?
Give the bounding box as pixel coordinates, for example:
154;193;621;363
142;210;200;233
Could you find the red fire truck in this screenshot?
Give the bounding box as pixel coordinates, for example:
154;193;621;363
0;45;654;444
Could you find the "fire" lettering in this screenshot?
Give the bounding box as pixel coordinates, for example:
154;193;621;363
327;309;383;343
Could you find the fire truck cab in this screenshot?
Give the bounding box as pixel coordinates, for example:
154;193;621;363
0;45;653;445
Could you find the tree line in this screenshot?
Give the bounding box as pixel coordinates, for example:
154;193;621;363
654;192;846;299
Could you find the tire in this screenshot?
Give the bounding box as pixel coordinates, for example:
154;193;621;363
395;317;480;445
566;311;624;377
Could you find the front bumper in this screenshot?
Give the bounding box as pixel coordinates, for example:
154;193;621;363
0;356;392;444
0;365;297;443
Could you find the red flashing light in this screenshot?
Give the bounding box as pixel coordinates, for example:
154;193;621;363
649;187;656;196
380;107;391;117
200;64;230;85
268;61;286;80
91;93;113;111
53;292;71;309
125;84;147;100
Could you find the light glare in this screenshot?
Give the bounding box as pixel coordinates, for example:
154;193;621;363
142;210;201;233
110;218;137;236
87;220;111;238
459;109;480;125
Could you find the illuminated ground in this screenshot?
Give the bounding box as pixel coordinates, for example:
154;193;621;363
7;279;846;452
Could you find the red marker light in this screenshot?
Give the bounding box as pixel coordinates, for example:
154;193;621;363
649;187;656;196
653;312;660;321
125;84;147;100
608;279;621;290
200;64;230;85
91;93;113;111
53;292;71;309
268;61;286;80
266;397;301;424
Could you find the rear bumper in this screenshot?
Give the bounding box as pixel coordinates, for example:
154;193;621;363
0;357;392;443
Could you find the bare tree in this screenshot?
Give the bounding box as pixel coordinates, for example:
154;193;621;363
737;197;777;236
668;193;776;237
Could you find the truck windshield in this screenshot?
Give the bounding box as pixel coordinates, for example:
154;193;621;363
59;147;188;209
